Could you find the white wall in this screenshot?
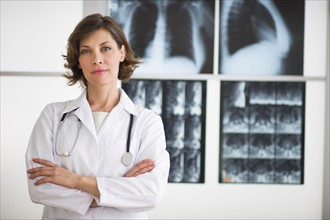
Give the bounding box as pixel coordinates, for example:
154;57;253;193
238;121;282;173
0;1;83;219
1;0;329;219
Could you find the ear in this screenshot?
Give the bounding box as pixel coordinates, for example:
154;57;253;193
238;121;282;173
78;63;81;69
120;45;126;62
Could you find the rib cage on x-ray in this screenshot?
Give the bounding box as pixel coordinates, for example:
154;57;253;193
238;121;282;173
220;0;304;75
109;0;214;74
127;2;195;63
220;81;305;184
128;1;158;60
122;80;206;183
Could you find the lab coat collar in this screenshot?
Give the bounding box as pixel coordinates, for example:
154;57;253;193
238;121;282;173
117;89;139;116
61;88;138;116
62;90;89;114
61;90;95;137
61;88;138;138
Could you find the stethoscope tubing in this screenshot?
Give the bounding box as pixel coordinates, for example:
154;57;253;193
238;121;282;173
55;108;134;166
126;114;134;153
55;108;81;157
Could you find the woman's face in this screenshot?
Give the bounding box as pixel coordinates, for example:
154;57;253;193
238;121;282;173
78;28;125;88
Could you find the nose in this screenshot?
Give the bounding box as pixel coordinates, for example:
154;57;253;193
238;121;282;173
93;52;103;65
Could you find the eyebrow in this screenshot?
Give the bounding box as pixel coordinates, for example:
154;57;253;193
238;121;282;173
80;41;112;49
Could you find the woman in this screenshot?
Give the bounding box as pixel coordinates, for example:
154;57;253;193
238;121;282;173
26;13;170;219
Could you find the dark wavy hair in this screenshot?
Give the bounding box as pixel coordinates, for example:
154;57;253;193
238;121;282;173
62;14;141;87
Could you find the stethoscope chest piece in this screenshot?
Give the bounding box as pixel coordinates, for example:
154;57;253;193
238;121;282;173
121;152;133;166
62;151;69;157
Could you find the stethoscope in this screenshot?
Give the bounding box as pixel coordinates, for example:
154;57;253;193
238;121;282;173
55;107;134;166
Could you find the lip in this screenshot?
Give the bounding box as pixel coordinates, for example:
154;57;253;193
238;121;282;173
92;69;108;75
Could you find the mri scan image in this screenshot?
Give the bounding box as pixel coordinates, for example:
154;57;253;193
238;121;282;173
123;79;206;183
248;159;275;183
220;81;305;184
222;133;249;158
276;134;301;159
249;105;276;133
275;159;301;184
249;134;275;159
221;159;249;183
145;80;163;115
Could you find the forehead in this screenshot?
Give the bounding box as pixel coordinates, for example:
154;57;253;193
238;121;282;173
80;28;116;46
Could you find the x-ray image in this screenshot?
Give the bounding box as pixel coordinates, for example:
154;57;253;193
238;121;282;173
185;82;203;115
275;159;301;184
222;133;249;158
222;107;249;133
220;81;305;184
145;81;163;115
164;81;186;116
220;0;305;75
249;134;275;159
123;80;146;106
249;105;276;133
248;82;276;105
122;79;206;183
248;159;275;183
276;106;302;133
276;134;301;159
222;159;248;183
183;146;201;182
109;0;215;74
277;83;304;105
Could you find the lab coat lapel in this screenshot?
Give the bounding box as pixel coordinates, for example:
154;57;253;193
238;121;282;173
63;90;97;138
119;89;138;116
74;100;97;138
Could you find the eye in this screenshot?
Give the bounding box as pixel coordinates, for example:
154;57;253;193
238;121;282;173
102;47;111;52
80;50;90;55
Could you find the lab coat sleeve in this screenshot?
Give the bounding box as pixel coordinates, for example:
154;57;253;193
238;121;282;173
25;104;94;215
96;112;170;212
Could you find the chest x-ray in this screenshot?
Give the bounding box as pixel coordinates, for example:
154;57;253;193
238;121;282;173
109;0;214;74
220;0;305;75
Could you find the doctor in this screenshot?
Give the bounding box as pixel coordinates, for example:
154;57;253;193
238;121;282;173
26;13;170;219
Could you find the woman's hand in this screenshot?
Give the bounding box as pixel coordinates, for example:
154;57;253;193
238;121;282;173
124;159;155;177
27;158;80;189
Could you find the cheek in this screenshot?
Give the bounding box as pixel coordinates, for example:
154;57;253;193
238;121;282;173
78;58;82;69
78;58;88;69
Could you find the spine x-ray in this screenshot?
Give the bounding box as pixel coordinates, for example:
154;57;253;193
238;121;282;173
220;81;305;184
109;0;214;74
220;0;305;75
122;79;206;183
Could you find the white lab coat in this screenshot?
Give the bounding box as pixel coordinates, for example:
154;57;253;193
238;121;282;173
25;89;170;219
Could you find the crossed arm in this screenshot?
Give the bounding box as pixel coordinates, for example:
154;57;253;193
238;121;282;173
27;158;155;206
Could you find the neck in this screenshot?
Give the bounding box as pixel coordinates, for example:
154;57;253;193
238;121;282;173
87;86;120;112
